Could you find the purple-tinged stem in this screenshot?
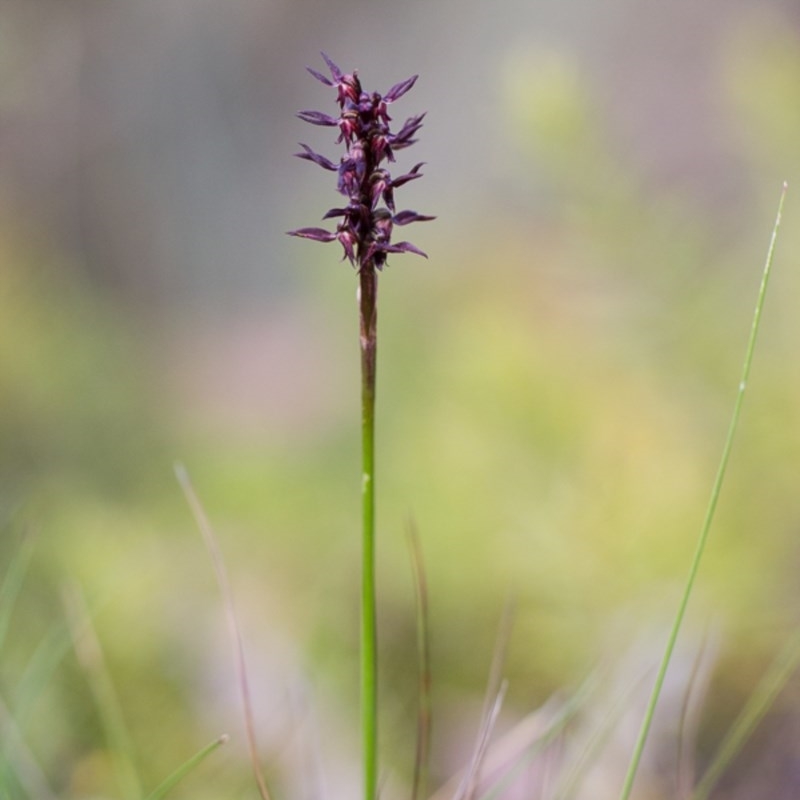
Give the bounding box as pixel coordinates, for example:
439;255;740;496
359;261;378;800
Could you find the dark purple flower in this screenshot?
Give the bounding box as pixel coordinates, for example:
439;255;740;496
288;53;434;271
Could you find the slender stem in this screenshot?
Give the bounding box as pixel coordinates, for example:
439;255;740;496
175;464;271;800
407;520;432;800
359;263;379;800
618;182;787;800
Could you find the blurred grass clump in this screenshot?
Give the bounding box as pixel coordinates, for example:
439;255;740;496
2;17;800;799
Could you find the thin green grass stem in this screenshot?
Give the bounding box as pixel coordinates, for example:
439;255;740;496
407;521;432;800
361;375;377;800
618;182;787;800
360;266;379;800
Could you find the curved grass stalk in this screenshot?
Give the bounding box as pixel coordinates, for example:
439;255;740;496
618;182;788;800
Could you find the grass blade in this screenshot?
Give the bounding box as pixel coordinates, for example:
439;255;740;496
552;666;652;800
64;584;143;800
175;462;272;800
13;618;81;726
454;599;515;800
144;734;229;800
407;519;432;800
475;670;601;800
455;680;510;800
0;692;59;800
674;627;718;800
0;529;35;655
618;181;788;800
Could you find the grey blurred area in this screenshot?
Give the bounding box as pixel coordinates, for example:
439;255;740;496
3;0;797;311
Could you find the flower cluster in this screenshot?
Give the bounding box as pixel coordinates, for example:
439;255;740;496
288;53;434;271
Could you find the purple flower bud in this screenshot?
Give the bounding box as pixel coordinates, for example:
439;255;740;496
372;208;393;242
337;157;361;197
369;169;391;210
348;141;367;179
337;227;358;264
290;55;434;270
338;109;360;143
338;75;361;106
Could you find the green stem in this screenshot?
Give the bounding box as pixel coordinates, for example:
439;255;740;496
360;263;379;800
618;182;787;800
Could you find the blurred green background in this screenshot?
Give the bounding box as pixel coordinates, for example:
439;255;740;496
2;1;800;798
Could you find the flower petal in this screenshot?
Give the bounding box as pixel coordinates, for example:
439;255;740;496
322;207;348;219
393;210;436;225
297;110;339;126
391;163;425;188
320;52;343;83
287;227;337;242
295;143;338;171
306;66;333;86
384;74;418;103
391;113;426;149
337;230;357;264
384;241;428;258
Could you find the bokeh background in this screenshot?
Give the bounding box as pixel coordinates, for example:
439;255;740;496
2;1;800;798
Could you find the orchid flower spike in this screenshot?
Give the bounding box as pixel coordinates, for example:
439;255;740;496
289;53;434;270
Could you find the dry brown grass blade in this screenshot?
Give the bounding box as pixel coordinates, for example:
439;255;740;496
452;598;516;800
175;463;272;800
428;700;562;800
461;680;509;800
406;518;432;800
